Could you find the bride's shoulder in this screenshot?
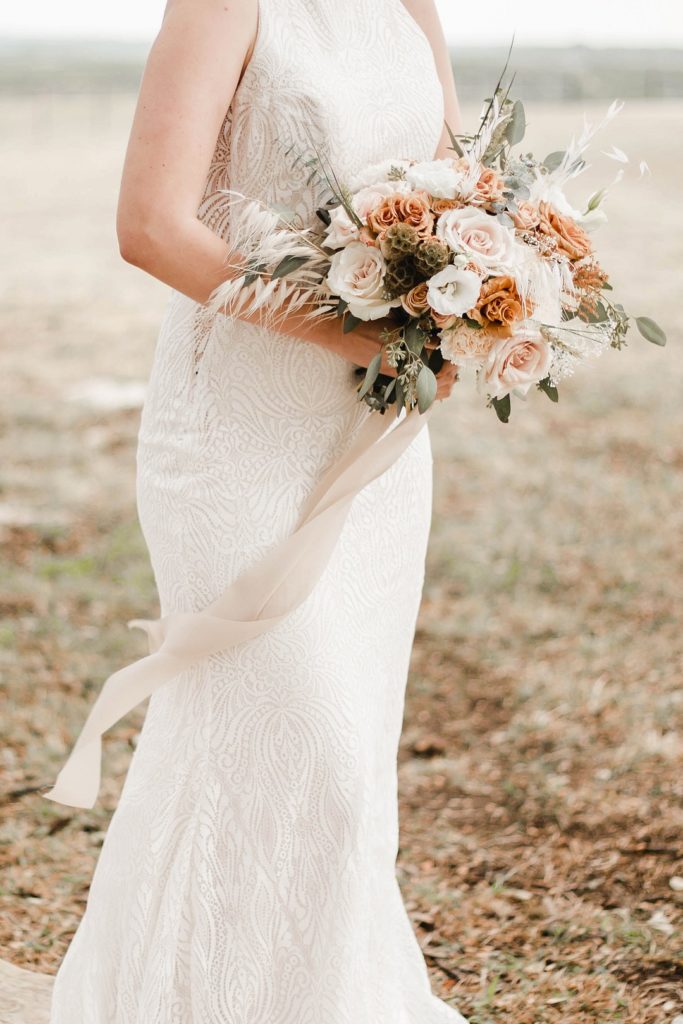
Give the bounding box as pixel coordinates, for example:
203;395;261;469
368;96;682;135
158;0;259;46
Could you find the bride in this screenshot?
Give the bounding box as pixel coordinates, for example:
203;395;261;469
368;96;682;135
48;0;466;1020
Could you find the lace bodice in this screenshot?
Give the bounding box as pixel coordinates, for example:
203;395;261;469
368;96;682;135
197;0;445;241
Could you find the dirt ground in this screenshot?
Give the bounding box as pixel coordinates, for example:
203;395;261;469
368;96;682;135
1;95;681;1022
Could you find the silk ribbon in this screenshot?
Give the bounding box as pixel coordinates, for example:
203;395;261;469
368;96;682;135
41;402;434;809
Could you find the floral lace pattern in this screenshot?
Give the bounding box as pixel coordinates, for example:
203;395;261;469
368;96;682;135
49;0;467;1020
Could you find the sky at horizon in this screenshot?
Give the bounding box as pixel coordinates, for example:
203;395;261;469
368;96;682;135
0;1;680;48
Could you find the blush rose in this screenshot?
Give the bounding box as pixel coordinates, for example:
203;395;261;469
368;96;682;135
478;328;553;398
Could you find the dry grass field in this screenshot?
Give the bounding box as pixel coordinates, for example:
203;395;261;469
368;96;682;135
1;94;682;1022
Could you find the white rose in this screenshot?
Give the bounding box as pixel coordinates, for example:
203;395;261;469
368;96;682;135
352;181;410;224
427;266;482;317
326;242;399;320
347;159;411;192
324;206;360;249
477;326;553;399
406;158;464;199
528;176;578;218
435;207;518;273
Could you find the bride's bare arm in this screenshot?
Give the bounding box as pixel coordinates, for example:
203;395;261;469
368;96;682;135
400;0;463;157
116;0;396;376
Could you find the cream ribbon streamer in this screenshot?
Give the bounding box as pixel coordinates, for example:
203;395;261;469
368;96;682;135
41;402;435;809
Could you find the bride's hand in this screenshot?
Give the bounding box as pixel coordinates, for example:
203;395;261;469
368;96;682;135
435;359;458;401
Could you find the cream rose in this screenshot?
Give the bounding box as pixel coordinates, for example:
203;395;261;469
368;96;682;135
435;207;518;274
478;327;553;398
406;158;465;200
326;242;399;320
324;206;360;249
427;265;482;318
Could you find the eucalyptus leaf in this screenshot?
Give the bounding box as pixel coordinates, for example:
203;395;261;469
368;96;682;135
357;351;383;399
395;379;405;415
505;100;526;146
416;365;437;414
336;298;348;318
504;178;530;200
537;377;559;403
243;262;268;286
635;316;667;347
343;313;362;334
492;394;511;423
404;321;425;355
271;254;310;280
543;150;566;172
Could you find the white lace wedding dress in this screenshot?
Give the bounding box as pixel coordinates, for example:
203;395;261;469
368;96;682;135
49;0;467;1020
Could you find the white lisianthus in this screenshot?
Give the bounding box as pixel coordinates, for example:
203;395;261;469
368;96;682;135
528;176;578;217
326;242;399;320
436;207;519;274
406;158;464;199
347;159;411;192
427;266;482;317
324;206;360;249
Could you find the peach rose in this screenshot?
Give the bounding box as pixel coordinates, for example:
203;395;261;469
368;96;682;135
511;200;541;231
366;193;402;234
430;197;466;215
469;275;532;336
359;226;379;247
472;168;506;206
402;282;430;316
352;181;410;224
368;191;434;240
430;310;458;330
478;327;553;398
537;201;593;261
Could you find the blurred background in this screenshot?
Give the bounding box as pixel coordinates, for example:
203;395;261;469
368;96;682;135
1;3;682;1022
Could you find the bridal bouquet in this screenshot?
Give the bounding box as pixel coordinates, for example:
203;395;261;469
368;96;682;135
206;90;666;423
